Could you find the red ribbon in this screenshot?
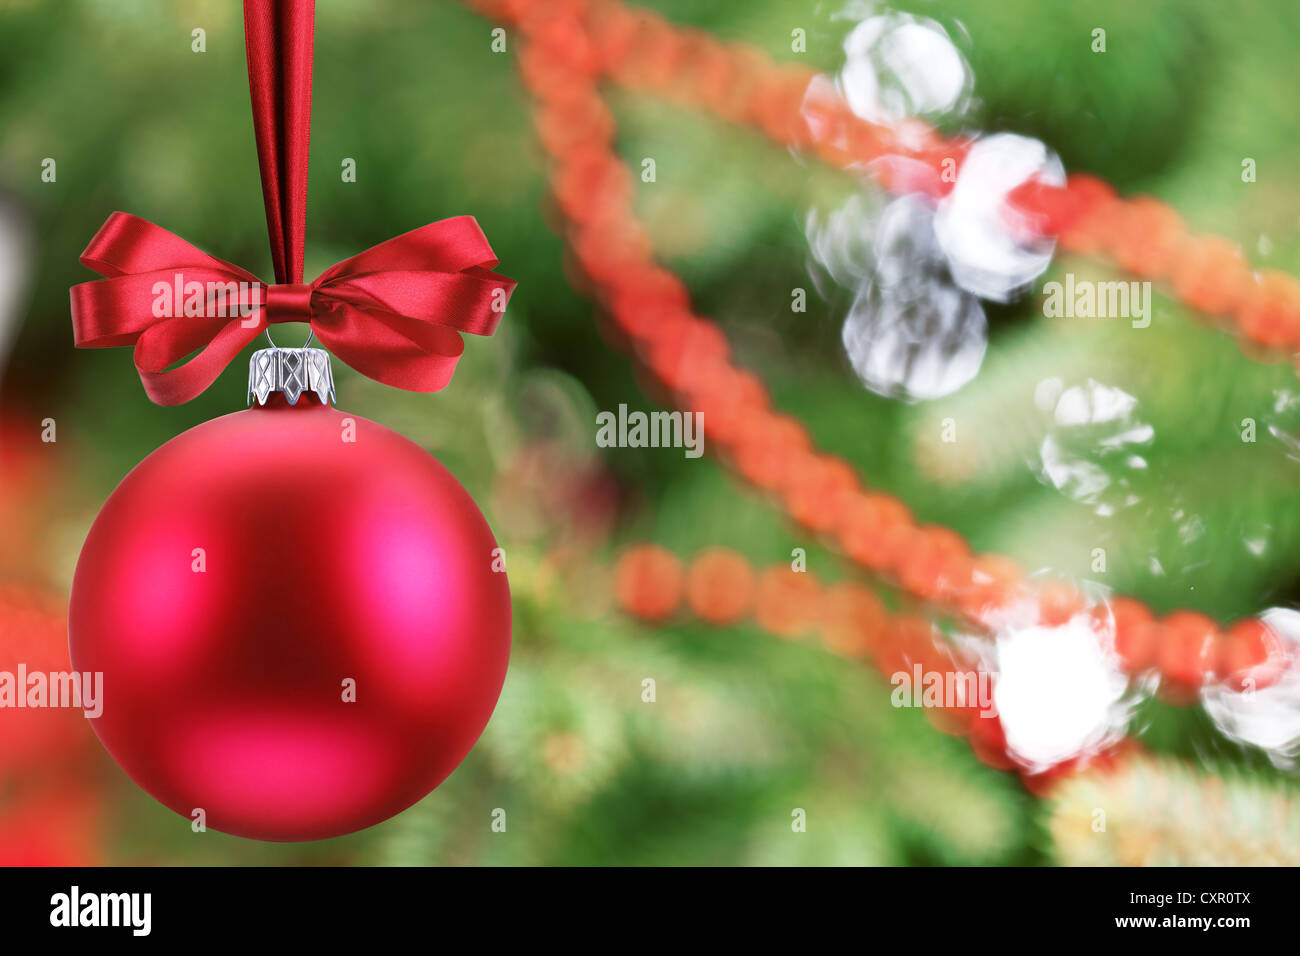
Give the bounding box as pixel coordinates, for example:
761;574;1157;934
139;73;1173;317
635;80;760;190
69;0;514;405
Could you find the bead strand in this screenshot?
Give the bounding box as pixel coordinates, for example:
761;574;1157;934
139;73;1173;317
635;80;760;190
476;0;1293;704
613;544;1018;771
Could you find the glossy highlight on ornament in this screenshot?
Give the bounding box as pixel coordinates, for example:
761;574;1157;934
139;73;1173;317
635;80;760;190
69;393;511;841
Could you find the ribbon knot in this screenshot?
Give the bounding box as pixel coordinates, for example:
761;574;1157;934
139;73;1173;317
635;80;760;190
264;283;314;326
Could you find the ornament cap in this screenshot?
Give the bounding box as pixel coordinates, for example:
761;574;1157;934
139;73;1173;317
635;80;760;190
248;347;336;406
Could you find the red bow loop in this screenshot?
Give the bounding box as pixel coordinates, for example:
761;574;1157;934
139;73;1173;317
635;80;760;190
69;212;516;405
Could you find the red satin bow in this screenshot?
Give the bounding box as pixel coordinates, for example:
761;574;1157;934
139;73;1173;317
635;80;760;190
70;211;515;405
71;1;515;406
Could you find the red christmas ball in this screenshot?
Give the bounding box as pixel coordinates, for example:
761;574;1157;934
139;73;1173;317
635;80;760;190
69;394;511;841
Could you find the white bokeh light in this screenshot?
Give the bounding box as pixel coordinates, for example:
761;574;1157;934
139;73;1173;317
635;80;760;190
1202;607;1300;768
992;612;1135;772
817;193;988;402
1034;379;1154;516
838;13;973;126
934;133;1063;302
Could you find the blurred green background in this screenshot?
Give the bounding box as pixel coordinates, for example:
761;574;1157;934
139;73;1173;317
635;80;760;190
0;0;1298;865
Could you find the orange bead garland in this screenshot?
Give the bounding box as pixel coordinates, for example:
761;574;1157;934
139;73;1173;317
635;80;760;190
614;544;684;621
469;0;1298;768
615;545;1073;777
753;566;823;638
490;0;1300;357
685;547;756;624
818;582;886;658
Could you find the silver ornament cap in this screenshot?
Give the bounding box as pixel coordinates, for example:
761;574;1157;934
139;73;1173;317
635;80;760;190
247;347;336;406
